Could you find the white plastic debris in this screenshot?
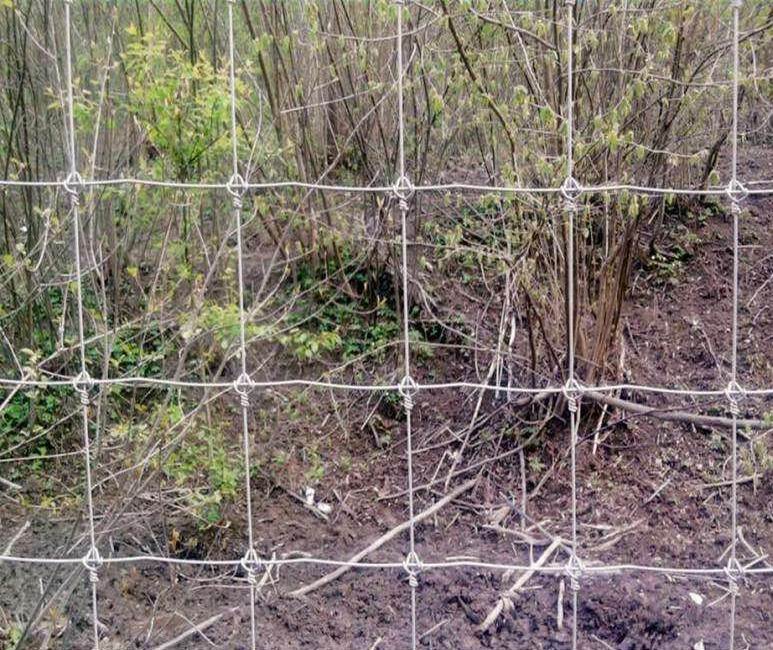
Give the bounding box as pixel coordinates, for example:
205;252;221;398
688;592;704;606
693;641;705;650
303;487;332;515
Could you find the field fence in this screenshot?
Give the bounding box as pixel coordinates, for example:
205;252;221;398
1;1;772;649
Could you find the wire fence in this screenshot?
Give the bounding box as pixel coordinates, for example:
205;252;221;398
1;1;772;649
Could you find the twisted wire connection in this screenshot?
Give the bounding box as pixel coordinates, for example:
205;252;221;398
726;179;749;205
563;377;583;415
81;547;103;585
725;380;745;418
560;176;582;215
240;547;264;588
227;173;247;210
234;372;255;409
403;550;423;589
564;553;584;594
72;370;94;407
63;170;84;207
724;557;744;597
393;174;415;202
398;375;418;412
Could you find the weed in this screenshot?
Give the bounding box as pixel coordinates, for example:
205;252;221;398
304;446;326;485
528;455;546;476
272;450;289;467
1;622;23;649
136;410;244;530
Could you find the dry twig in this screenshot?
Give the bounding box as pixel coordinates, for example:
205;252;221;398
289;478;478;597
478;538;563;632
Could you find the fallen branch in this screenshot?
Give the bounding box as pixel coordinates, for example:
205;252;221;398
288;477;478;598
420;618;450;641
643;477;672;505
700;474;760;489
3;520;30;555
478;538;563;632
151;607;238;650
584;390;766;432
592;518;643;552
0;476;22;491
481;524;551;546
556;578;565;631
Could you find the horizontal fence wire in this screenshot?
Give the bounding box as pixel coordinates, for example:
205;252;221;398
0;553;772;575
1;376;772;396
1;177;772;195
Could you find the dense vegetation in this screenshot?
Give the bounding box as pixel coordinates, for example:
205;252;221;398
0;0;770;529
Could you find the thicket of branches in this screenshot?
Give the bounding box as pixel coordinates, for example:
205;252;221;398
0;0;771;526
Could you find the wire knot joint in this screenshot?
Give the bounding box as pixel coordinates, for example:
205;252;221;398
563;377;582;414
398;375;418;413
63;171;84;207
725;380;745;417
403;550;423;588
725;179;748;207
560;177;582;213
393;174;414;207
73;370;95;406
82;547;102;584
234;372;255;408
724;557;744;596
564;553;584;592
241;547;263;587
227;173;247;210
560;176;582;202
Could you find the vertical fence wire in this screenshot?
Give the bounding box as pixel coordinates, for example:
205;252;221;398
62;0;102;647
225;2;260;648
726;2;746;648
394;2;421;649
562;3;583;650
